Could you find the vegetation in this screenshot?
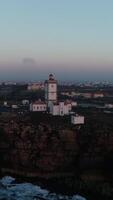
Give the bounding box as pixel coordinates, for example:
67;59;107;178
0;84;113;199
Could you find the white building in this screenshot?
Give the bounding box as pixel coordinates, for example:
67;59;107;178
45;74;57;105
12;105;18;109
30;100;47;112
71;114;84;125
4;101;8;106
49;101;72;116
71;101;77;107
93;92;104;98
22;99;29;105
105;104;113;109
81;93;92;98
28;83;44;91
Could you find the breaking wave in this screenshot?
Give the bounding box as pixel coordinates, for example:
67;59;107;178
0;176;86;200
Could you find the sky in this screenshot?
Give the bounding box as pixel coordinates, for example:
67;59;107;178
0;0;113;81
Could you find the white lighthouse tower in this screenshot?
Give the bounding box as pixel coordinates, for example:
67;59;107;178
45;74;57;105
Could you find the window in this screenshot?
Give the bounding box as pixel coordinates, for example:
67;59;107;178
61;111;63;115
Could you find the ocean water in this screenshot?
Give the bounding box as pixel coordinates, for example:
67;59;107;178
0;176;86;200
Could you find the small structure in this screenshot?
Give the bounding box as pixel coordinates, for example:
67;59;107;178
71;101;77;107
4;101;8;106
22;99;29;105
27;83;44;91
105;104;113;109
71;114;84;125
12;105;18;109
30;100;47;112
93;92;104;98
81;93;92;98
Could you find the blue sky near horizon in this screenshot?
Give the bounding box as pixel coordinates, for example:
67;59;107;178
0;0;113;81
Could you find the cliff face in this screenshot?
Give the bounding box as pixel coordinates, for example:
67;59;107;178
0;112;113;182
0;115;79;174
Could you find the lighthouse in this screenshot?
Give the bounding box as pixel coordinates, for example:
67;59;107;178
45;74;57;105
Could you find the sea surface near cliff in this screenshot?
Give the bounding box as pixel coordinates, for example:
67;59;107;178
0;176;86;200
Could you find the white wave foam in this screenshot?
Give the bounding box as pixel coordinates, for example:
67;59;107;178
0;176;87;200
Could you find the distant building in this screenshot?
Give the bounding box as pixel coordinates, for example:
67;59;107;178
12;105;18;109
27;83;44;91
45;74;57;105
81;93;92;98
22;99;29;105
61;92;71;97
105;104;113;108
4;101;8;106
71;114;84;125
71;101;77;107
30;100;47;112
93;92;104;98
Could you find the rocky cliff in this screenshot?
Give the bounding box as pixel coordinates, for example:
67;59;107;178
0;112;113;182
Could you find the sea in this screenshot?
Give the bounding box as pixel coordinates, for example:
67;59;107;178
0;176;86;200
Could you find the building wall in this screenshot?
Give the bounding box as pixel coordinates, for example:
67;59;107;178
49;102;72;116
48;83;57;93
71;101;77;107
59;102;70;115
53;105;59;115
49;102;58;115
45;74;57;105
30;103;47;112
22;100;29;105
105;104;113;108
71;115;84;125
45;82;57;103
93;93;104;98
